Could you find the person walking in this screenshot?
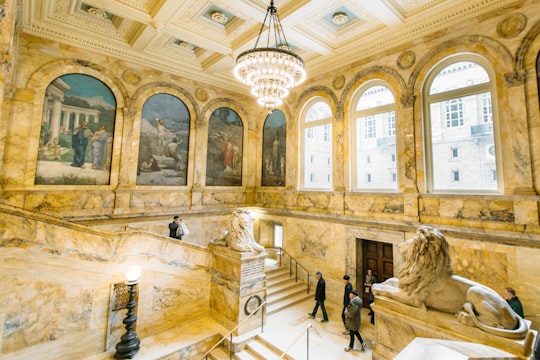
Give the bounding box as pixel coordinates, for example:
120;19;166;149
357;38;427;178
503;287;524;318
308;271;329;322
342;275;353;334
344;289;366;352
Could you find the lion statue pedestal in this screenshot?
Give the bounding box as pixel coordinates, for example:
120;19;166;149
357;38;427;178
372;295;535;360
371;226;534;359
208;209;267;336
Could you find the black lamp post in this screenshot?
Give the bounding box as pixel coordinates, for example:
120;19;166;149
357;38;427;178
115;266;142;359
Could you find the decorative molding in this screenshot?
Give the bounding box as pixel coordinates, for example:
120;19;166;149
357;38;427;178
123;69;141;85
195;88;208;102
504;71;526;87
497;13;526;38
397;51;416;70
401;94;415;108
332;75;345;90
0;54;12;74
0;4;6;23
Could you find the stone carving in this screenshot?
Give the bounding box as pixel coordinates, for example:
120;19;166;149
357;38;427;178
373;226;531;339
211;208;265;252
123;69;141;85
397;51;416;70
332;75;345;90
504;70;526;87
195;88;208;102
497;13;527;38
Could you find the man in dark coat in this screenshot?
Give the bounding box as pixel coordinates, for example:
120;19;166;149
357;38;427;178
308;271;329;322
168;216;183;240
342;275;353;334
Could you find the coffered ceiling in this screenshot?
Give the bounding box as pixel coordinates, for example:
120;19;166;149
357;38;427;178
21;0;516;94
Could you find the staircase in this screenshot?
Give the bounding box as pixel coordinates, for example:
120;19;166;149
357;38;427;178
206;261;310;360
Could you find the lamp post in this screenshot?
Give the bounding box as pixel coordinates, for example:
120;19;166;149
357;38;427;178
114;266;142;359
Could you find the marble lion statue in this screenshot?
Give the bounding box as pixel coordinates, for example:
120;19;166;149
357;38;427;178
211;208;265;253
372;226;531;340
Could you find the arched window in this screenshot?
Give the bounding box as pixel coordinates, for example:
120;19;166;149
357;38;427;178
351;82;397;191
424;56;499;193
300;99;332;189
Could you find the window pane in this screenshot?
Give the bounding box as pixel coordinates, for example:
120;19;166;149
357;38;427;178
306;101;332;122
356;86;395;110
429;91;496;191
304;124;332;188
430;61;489;95
355;111;397;190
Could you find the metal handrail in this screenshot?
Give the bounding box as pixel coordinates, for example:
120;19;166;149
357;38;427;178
200;300;266;360
279;324;313;359
277;247;311;294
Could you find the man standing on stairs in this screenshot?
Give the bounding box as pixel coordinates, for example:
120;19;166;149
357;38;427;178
342;275;353;334
308;271;329;322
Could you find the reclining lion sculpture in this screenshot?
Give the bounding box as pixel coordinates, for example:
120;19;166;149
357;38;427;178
372;226;531;340
211;208;265;253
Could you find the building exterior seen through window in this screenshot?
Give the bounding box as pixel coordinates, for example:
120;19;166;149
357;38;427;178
301;100;332;189
425;59;497;192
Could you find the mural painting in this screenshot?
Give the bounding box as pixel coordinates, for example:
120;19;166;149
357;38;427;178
262;110;286;186
206;107;243;186
35;74;116;185
136;93;190;186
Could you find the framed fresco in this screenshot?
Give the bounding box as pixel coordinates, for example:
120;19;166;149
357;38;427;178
35;74;116;185
136;93;190;186
262;110;286;186
206;107;243;186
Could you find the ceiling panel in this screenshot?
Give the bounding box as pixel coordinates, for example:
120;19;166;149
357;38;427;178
21;0;518;95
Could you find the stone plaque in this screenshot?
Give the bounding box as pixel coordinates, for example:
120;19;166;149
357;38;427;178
244;295;262;316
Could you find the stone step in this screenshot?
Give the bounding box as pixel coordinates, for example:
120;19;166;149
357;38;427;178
208;346;230;360
246;339;282;360
233;350;258;360
266;278;301;296
267;285;308;305
266;292;312;316
255;336;295;360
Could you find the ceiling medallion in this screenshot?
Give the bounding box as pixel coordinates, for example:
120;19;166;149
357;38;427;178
332;12;349;25
86;6;108;19
177;41;194;50
211;11;228;24
234;1;306;110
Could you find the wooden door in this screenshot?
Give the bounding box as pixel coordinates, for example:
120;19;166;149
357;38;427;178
356;239;394;307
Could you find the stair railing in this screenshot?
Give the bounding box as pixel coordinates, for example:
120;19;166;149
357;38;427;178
277;248;311;294
279;324;313;359
200;300;266;360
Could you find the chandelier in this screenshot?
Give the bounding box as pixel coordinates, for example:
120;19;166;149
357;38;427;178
233;0;306;110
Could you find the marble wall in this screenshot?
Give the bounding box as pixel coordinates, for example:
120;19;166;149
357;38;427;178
0;204;213;359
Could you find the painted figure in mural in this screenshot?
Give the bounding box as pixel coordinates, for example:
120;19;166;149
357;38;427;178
272;134;280;174
90;125;111;170
71;120;93;168
221;139;234;171
165;137;183;171
140;157;155;172
43;137;62;160
156;118;175;156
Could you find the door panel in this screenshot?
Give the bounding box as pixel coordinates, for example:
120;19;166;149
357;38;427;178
357;239;394;307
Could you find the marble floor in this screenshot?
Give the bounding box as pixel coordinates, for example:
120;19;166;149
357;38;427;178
258;297;376;360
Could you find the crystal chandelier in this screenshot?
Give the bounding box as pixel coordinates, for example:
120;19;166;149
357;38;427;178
233;0;306;110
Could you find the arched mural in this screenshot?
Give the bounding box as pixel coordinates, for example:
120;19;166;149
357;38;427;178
136;93;190;186
206;107;243;186
262;110;286;186
35;74;116;185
